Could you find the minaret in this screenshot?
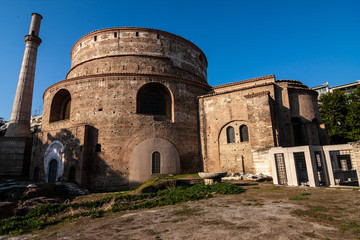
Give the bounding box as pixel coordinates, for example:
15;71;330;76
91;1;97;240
5;13;42;138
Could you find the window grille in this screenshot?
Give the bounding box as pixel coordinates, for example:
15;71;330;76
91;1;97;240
275;153;287;185
294;152;308;183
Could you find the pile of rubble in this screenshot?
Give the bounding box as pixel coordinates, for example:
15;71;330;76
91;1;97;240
222;173;272;182
0;178;88;219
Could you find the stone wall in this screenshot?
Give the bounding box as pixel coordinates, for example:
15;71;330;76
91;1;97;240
0;137;32;176
349;141;360;182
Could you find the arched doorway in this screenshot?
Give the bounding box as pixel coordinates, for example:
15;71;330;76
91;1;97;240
48;159;58;182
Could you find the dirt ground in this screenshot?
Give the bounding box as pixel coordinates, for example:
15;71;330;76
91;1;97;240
2;182;360;240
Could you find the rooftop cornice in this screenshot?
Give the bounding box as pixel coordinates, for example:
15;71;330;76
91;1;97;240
276;79;309;88
199;82;275;99
213;75;275;89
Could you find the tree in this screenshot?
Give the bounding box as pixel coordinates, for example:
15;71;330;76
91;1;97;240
346;86;360;141
319;90;348;144
319;86;360;144
0;117;6;136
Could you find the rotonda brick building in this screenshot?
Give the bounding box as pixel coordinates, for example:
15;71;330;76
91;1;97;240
2;14;338;191
27;27;330;191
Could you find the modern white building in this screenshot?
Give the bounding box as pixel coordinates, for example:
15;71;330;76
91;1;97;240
312;80;360;98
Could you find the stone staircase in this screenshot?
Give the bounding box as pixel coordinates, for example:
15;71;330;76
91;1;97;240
63;182;89;195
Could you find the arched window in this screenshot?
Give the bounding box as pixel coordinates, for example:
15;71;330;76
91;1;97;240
141;91;166;115
137;83;172;120
50;89;71;123
152;151;161;174
240;125;249;142
226;126;235;143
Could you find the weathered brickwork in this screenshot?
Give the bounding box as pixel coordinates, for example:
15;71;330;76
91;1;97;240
67;28;207;83
32;27;210;191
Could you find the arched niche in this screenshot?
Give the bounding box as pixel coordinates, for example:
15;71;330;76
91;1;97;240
44;140;65;182
129;138;180;188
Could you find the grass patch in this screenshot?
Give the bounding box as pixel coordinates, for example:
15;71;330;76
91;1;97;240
173;206;202;216
300;192;311;196
289;196;309;200
291;206;334;222
111;183;244;212
236;226;251;230
263;188;281;192
253;202;264;207
0;182;243;235
339;221;360;234
303;231;317;238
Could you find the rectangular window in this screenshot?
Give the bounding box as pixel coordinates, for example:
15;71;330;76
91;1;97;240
294;152;308;184
275;153;287;185
315;151;326;185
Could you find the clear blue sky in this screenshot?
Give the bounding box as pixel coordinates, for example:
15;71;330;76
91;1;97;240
0;0;359;120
